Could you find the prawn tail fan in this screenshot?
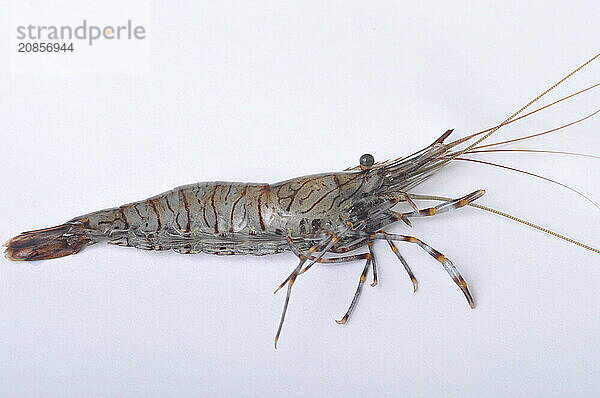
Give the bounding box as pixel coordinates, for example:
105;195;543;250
4;223;94;261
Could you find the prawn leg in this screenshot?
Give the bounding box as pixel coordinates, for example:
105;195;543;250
350;231;475;309
287;237;378;325
394;189;485;220
367;240;378;287
274;234;345;347
385;235;418;293
381;232;475;309
330;238;368;253
273;258;305;349
335;255;372;325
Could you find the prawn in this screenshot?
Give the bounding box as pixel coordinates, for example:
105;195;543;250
4;53;599;347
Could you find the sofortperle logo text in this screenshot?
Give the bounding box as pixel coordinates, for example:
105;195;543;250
16;20;146;46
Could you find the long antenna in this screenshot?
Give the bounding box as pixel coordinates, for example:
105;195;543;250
409;194;599;254
422;53;600;174
448;156;600;210
471;109;600;150
461;53;600;154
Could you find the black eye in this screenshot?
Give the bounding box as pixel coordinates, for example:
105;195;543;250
360;153;374;168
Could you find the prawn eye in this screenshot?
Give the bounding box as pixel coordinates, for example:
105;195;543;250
359;153;375;168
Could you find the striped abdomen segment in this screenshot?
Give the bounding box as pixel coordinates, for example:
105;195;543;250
76;182;280;248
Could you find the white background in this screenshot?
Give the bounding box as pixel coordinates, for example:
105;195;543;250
1;1;599;397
